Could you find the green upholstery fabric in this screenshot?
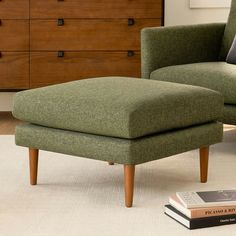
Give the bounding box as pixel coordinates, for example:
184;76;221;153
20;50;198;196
15;122;223;165
223;104;236;125
150;62;236;105
220;0;236;60
141;23;225;79
12;77;223;139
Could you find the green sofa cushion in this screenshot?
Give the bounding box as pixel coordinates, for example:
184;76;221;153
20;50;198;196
15;122;223;165
220;0;236;60
150;62;236;105
222;104;236;125
13;77;223;139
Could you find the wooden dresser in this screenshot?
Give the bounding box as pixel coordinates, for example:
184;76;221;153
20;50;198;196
0;0;164;89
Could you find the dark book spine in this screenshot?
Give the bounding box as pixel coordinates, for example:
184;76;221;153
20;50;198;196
190;214;236;229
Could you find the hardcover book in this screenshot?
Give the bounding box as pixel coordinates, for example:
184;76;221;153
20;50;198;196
165;205;236;230
169;195;236;218
176;190;236;208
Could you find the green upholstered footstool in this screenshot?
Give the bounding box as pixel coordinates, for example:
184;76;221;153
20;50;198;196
12;77;223;207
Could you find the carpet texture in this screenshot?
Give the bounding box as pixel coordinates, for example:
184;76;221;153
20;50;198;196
0;131;236;236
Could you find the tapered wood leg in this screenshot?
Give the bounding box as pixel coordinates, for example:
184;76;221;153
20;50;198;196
199;146;209;183
124;165;135;207
108;162;114;165
29;148;39;185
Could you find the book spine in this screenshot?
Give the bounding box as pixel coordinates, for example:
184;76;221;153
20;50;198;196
191;207;236;218
190;214;236;229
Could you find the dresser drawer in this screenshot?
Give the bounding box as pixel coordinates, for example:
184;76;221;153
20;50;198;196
0;0;29;19
0;52;29;89
0;20;29;51
30;19;160;51
30;51;141;88
30;0;163;19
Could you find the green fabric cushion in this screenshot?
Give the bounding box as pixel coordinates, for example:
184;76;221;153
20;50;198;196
15;122;223;165
13;77;223;139
150;62;236;105
222;104;236;125
220;0;236;60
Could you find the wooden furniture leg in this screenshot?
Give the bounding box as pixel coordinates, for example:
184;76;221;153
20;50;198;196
29;148;39;185
199;146;209;183
124;165;135;207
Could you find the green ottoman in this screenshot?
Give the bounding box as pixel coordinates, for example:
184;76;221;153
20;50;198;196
12;77;223;207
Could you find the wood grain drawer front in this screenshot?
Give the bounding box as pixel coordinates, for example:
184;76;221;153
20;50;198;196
0;52;29;89
30;0;163;19
0;20;29;51
0;0;29;19
30;19;161;51
30;51;141;88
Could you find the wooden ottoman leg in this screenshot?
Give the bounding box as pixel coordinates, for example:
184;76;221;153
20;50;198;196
108;162;114;165
124;165;135;207
199;146;209;183
29;148;39;185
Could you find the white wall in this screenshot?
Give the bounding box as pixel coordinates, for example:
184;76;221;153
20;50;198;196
0;0;231;111
165;0;230;26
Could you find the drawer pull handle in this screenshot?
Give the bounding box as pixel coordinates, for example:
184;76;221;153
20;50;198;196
58;51;64;57
57;18;64;26
127;51;135;57
128;18;135;26
0;52;2;58
0;19;2;26
57;0;64;1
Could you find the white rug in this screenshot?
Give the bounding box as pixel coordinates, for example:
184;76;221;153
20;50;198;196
0;130;236;236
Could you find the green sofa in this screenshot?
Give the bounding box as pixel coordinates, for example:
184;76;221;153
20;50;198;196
141;0;236;125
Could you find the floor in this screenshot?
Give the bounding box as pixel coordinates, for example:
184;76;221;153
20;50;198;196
1;112;236;235
1;131;236;236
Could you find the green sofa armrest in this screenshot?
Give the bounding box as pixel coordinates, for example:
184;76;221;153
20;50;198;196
141;23;226;79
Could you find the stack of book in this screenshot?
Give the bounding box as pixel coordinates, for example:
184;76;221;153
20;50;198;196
165;190;236;229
